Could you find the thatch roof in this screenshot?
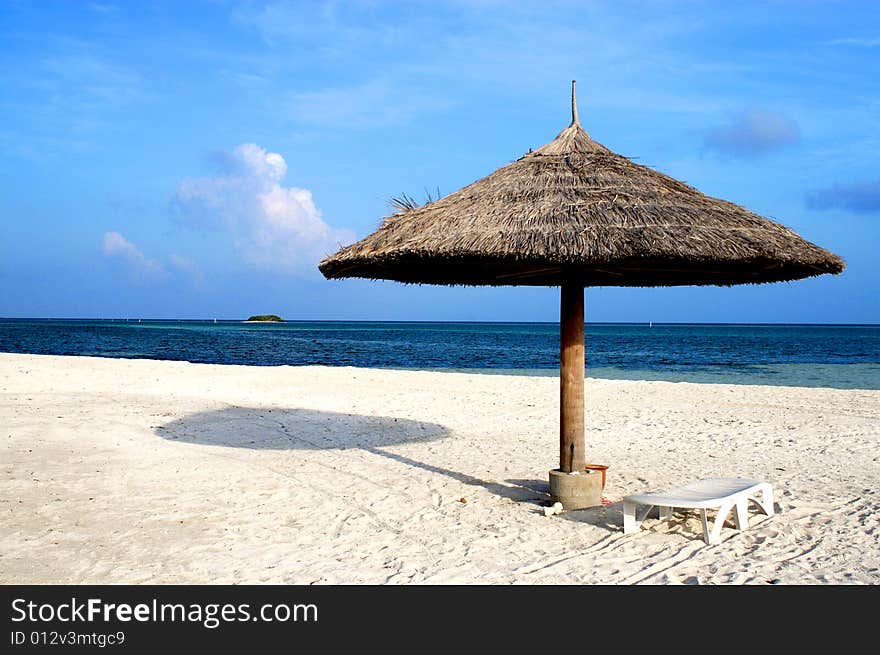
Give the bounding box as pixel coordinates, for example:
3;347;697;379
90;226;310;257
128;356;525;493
319;83;844;287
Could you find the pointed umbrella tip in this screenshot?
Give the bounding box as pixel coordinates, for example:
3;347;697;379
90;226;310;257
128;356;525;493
570;80;580;127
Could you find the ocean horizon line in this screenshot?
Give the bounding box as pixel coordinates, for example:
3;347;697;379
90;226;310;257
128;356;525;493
2;317;879;327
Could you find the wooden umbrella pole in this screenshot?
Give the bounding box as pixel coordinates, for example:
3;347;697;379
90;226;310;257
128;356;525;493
559;283;585;473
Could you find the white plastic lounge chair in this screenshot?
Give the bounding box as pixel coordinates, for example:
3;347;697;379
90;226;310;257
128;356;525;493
622;477;774;544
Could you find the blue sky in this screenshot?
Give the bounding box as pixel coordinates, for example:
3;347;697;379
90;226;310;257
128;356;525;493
1;0;877;322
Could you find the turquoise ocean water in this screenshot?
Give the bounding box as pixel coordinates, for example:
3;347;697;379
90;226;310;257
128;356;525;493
0;319;878;390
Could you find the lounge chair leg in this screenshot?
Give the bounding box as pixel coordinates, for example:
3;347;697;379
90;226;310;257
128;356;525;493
624;503;655;535
659;506;673;522
756;484;774;516
700;509;711;544
623;501;638;534
707;501;736;544
734;499;748;530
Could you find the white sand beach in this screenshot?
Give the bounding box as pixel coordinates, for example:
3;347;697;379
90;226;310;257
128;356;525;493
1;352;878;585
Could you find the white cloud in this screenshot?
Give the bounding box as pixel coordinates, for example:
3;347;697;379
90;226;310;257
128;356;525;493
168;253;206;289
825;37;880;48
88;3;119;15
807;178;880;214
703;110;800;158
286;78;453;129
100;233;208;287
101;231;164;279
171;143;355;275
37;51;144;134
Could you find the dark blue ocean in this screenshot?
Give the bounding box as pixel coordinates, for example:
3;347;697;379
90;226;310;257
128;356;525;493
1;319;878;390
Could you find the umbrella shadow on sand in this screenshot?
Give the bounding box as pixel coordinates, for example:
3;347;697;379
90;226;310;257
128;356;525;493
154;406;608;517
155;405;448;451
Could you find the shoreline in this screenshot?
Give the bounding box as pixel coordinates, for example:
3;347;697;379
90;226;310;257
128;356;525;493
2;352;878;584
0;350;876;391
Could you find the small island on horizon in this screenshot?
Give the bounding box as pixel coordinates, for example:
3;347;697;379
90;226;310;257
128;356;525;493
244;314;284;323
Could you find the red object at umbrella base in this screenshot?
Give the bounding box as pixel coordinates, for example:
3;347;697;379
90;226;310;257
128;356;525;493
585;463;609;490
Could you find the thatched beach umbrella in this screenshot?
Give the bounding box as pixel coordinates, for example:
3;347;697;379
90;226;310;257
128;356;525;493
319;81;844;509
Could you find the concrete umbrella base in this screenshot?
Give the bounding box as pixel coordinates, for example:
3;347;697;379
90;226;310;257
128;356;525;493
549;468;603;510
